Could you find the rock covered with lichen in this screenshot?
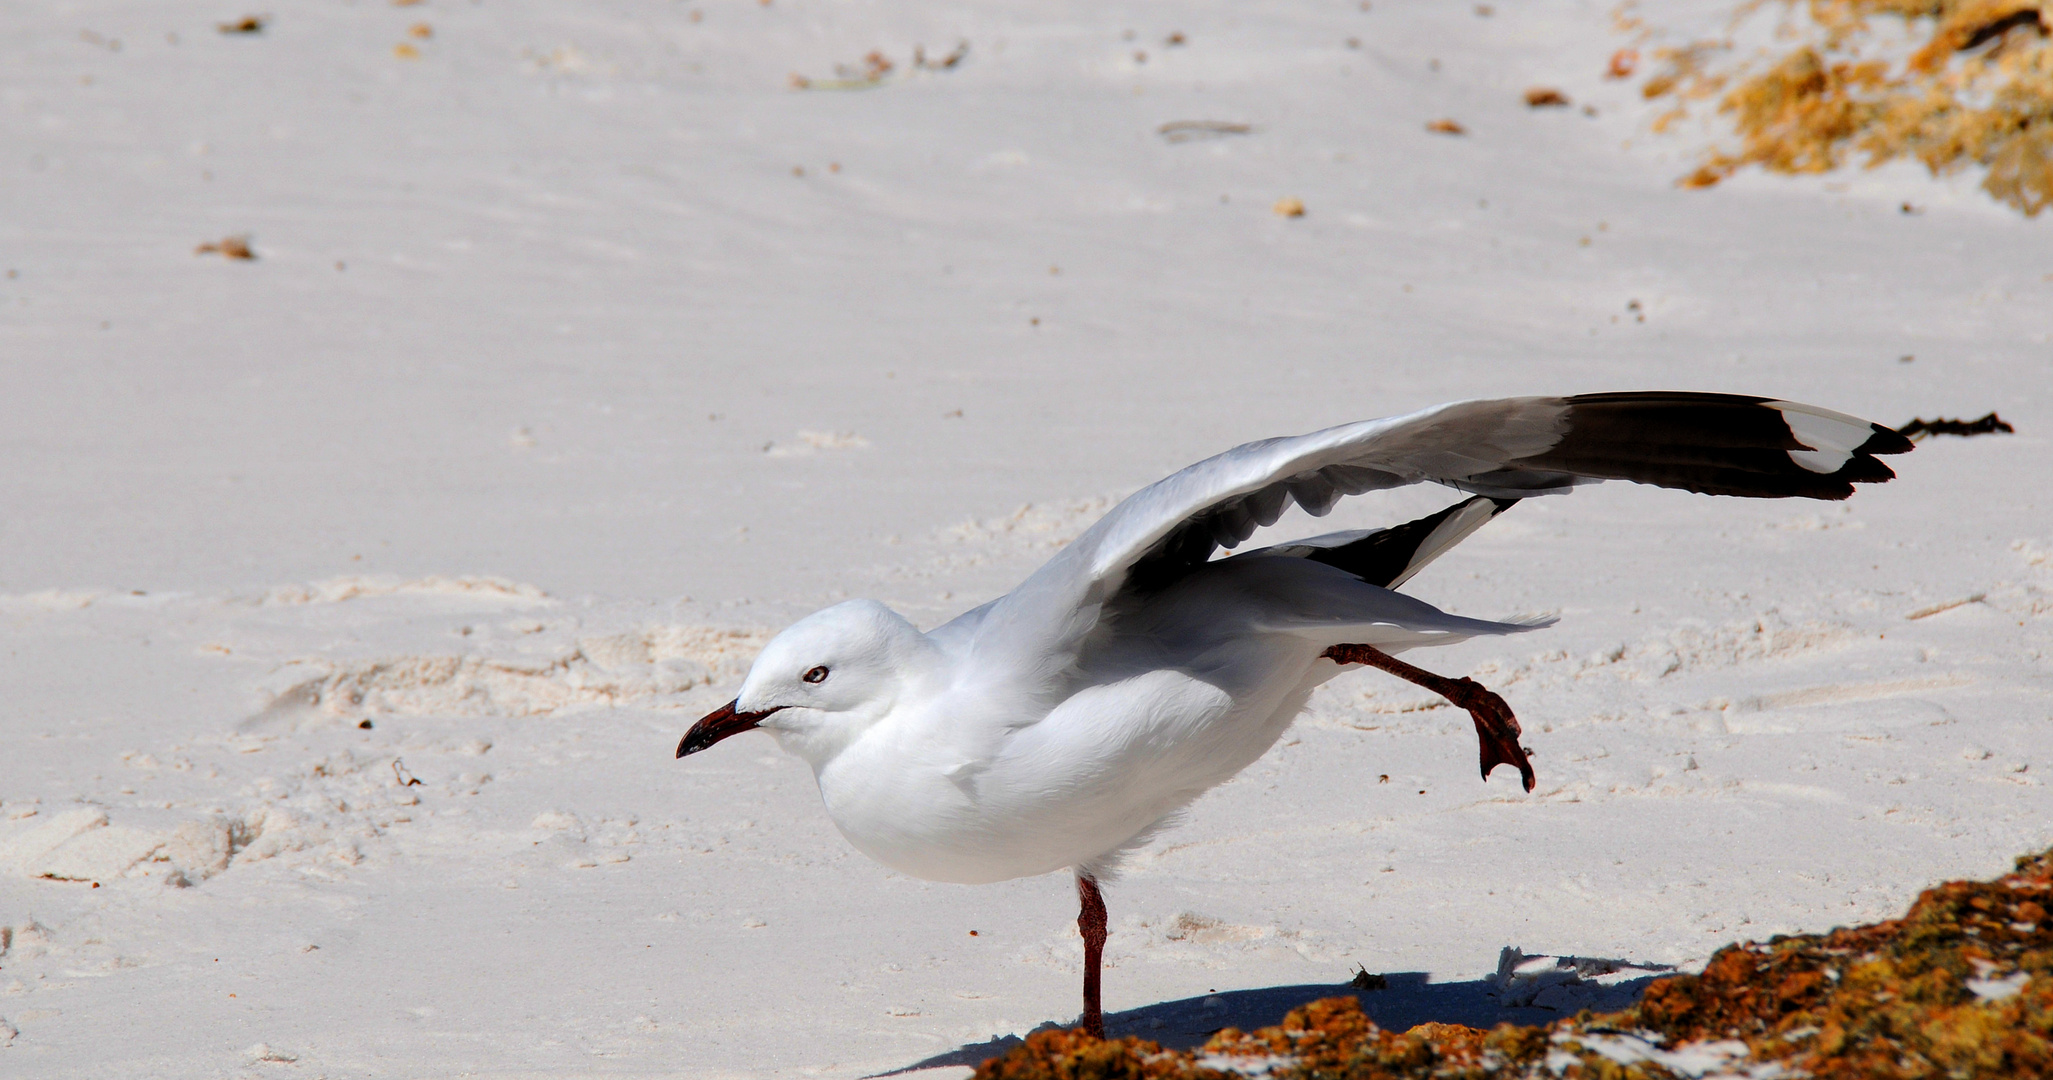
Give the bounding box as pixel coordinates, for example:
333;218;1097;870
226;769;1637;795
973;846;2053;1079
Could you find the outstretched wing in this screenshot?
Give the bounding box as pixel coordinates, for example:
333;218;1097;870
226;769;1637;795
962;392;1912;690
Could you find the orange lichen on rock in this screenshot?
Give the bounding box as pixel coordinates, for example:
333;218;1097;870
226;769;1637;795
1644;0;2053;215
973;997;1524;1080
972;1029;1182;1080
1204;997;1491;1076
973;844;2053;1079
1629;845;2053;1079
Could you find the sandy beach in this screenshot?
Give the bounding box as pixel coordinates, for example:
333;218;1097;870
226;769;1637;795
2;1;2048;1075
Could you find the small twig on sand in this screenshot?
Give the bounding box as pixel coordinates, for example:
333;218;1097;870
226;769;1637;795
1896;412;2013;440
1906;593;1986;620
1158;120;1253;143
195;235;256;260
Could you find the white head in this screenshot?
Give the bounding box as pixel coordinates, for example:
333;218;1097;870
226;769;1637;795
676;600;934;768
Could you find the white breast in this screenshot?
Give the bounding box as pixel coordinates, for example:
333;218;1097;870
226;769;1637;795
810;657;1318;884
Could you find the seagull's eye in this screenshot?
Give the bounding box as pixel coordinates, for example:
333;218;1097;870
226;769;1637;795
802;665;830;684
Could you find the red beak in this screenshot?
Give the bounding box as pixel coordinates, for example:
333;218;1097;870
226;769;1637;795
677;700;783;758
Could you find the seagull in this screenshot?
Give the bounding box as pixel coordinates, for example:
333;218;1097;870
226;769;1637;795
676;392;1911;1037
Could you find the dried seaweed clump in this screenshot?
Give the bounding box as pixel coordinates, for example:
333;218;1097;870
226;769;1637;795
973;844;2053;1078
973;999;1522;1080
1647;1;2053;215
1627;843;2053;1078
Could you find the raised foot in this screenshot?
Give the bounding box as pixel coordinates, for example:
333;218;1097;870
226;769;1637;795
1322;643;1536;792
1438;674;1535;793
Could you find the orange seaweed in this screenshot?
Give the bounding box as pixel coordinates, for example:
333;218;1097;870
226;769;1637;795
1642;0;2053;215
974;844;2053;1079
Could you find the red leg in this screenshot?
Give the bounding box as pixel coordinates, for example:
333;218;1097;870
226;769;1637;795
1323;643;1536;792
1076;872;1108;1039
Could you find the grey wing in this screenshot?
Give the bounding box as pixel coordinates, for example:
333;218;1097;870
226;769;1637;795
960;392;1912;688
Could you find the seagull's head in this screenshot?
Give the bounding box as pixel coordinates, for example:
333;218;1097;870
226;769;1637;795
677;599;934;766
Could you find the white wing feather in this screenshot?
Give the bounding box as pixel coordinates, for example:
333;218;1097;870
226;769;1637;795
959;397;1570;688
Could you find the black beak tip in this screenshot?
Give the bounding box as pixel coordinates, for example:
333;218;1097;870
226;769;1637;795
676;728;716;759
677;699;772;761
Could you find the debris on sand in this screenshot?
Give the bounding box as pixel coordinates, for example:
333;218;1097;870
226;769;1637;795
1425;118;1467;135
913;41;969;70
974;844;2053;1078
195;235;256;260
1347;966;1388;991
1158;120;1253;143
1897;412;2015;440
792;42;967;91
217;15;265;35
1524;86;1571;107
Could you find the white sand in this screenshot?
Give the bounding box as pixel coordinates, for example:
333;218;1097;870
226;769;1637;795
2;1;2048;1076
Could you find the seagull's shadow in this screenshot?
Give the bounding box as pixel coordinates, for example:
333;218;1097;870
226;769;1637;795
873;967;1668;1076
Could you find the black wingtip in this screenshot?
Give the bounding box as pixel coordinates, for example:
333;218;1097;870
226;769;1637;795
1861;424;1917;456
1522;393;1915;501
